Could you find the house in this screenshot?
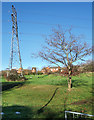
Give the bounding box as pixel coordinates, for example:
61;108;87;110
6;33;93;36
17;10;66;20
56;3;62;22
41;67;48;74
17;68;22;74
32;67;36;73
50;66;61;72
41;66;61;74
23;69;32;75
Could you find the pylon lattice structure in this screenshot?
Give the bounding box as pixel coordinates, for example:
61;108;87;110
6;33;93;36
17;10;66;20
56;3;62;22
9;5;23;76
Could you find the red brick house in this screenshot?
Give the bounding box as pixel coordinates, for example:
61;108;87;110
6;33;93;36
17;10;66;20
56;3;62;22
41;66;61;74
32;67;36;73
17;68;22;74
50;66;61;72
23;69;32;75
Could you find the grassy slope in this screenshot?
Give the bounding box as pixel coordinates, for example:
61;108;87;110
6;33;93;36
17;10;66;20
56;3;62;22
1;72;94;119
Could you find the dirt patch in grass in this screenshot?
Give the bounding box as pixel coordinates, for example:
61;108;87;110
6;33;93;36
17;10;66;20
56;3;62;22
71;100;88;105
70;98;93;105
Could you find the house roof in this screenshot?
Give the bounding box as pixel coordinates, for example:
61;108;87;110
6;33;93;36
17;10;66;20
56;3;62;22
18;68;22;70
32;67;36;69
42;66;61;70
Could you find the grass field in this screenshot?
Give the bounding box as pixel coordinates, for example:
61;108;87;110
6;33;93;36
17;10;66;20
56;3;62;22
1;72;94;119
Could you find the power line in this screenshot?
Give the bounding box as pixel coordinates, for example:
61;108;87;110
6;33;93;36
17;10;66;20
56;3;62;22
19;20;92;29
3;20;91;30
17;10;92;21
2;32;92;42
2;32;45;36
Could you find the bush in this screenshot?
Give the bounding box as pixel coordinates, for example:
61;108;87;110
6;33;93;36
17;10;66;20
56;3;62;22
60;65;81;76
83;61;94;72
37;71;43;75
32;73;36;75
6;69;27;81
1;71;7;78
7;74;18;81
10;69;18;75
47;72;53;75
6;74;27;81
18;76;28;81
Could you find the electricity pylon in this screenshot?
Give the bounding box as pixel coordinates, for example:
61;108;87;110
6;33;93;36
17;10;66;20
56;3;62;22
9;5;23;76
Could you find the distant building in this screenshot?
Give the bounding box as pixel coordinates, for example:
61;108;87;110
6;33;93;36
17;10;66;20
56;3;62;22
50;66;61;73
17;68;22;74
41;66;61;74
41;67;48;74
23;69;32;75
32;67;36;73
17;67;37;74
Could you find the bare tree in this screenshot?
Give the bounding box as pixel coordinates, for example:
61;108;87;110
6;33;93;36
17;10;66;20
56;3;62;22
38;26;92;91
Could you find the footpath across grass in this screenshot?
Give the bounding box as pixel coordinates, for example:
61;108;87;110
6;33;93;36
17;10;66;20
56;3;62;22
1;72;94;119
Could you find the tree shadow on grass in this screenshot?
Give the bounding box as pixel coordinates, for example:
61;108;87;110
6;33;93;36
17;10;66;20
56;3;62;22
2;104;93;120
2;105;33;120
2;105;65;120
51;78;88;87
39;107;64;120
1;81;26;91
72;79;88;87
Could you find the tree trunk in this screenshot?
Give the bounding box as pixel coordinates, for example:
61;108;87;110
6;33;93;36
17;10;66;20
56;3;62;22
68;76;72;91
68;68;72;91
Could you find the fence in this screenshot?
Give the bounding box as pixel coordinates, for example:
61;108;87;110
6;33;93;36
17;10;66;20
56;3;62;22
65;111;94;120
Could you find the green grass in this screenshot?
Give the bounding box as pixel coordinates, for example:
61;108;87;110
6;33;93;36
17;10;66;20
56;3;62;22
1;72;94;119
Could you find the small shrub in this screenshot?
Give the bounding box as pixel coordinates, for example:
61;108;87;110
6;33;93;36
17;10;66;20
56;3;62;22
6;74;27;81
6;74;18;81
37;72;43;75
47;72;53;75
1;71;7;78
18;76;28;81
32;73;36;75
6;69;27;81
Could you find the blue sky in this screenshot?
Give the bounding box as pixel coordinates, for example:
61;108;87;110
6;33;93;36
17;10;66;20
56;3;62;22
2;2;92;70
